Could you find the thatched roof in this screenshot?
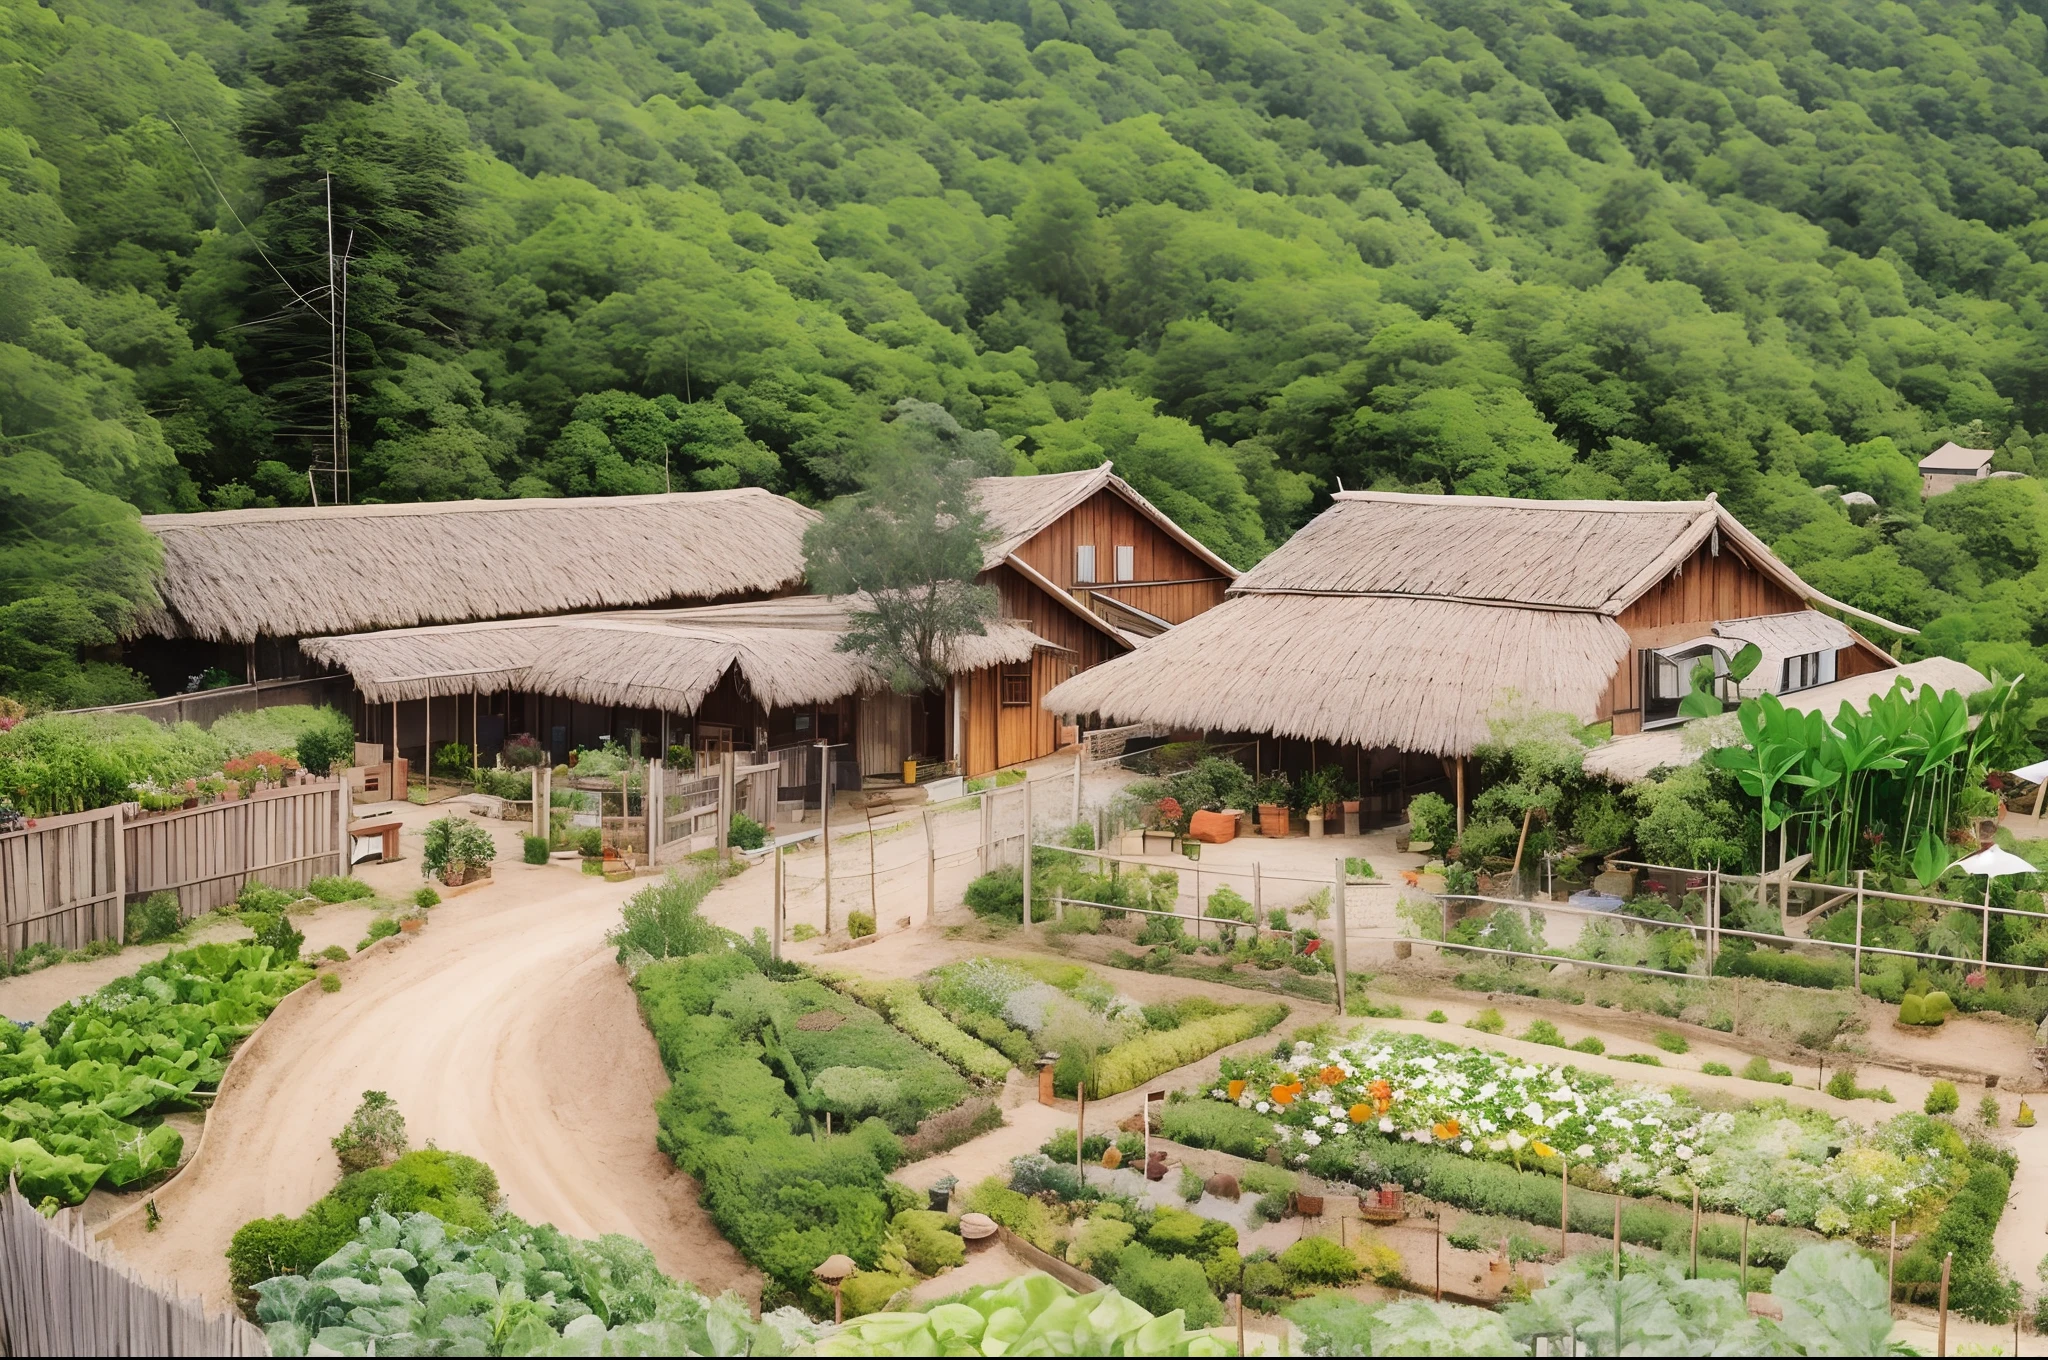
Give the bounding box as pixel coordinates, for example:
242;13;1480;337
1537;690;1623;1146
1236;491;1910;633
137;489;818;642
300;595;1051;710
1582;657;1991;782
971;464;1240;578
1042;491;1912;757
1042;593;1630;756
1919;442;1993;473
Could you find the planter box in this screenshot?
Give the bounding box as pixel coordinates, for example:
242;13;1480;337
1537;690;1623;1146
1257;804;1290;838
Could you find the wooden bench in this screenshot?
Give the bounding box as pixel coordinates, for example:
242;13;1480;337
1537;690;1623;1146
349;820;402;863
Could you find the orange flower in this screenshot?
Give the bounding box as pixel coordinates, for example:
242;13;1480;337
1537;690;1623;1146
1531;1140;1556;1158
1227;1080;1246;1102
1318;1065;1347;1086
1271;1083;1297;1106
1367;1079;1393;1104
1348;1103;1371;1123
1438;1118;1461;1139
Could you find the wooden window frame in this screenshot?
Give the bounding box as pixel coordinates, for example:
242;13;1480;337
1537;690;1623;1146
1114;544;1135;582
1075;545;1096;583
1000;665;1031;707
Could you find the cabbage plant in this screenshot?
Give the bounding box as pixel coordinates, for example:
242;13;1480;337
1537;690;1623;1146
816;1273;1232;1356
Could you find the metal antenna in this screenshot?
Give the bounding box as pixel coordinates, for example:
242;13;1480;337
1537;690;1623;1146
309;177;355;506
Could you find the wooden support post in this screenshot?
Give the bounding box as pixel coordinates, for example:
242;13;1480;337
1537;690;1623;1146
1073;744;1083;827
423;695;431;792
389;700;397;777
646;758;663;860
923;808;937;923
1690;1184;1700;1278
1332;857;1349;1018
1854;870;1865;984
110;801;127;943
1252;860;1262;918
819;743;833;936
1021;776;1034;927
1560;1158;1569;1257
472;692;479;783
1455;757;1466;836
1937;1251;1952;1357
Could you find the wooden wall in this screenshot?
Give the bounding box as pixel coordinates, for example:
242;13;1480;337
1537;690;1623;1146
1006;487;1232;624
985;564;1122;672
958;647;1074;776
1603;539;1896;735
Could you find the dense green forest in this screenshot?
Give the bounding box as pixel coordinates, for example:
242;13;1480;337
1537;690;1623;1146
7;0;2048;722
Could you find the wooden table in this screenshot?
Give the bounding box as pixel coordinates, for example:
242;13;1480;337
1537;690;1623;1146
349;820;402;863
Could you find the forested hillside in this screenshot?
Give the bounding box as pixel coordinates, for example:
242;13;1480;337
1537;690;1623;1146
7;0;2048;717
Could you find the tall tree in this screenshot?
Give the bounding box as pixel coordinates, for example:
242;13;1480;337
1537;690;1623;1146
803;411;1000;695
234;0;473;497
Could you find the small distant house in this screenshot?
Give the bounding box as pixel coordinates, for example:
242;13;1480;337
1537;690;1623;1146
1042;491;1911;823
1919;442;1995;497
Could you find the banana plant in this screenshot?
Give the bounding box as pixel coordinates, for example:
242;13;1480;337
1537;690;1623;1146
1677;642;1762;718
1706;693;1807;872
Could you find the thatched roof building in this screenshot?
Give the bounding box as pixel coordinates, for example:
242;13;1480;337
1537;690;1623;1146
300;595;1048;714
1043;491;1912;761
137;489;817;642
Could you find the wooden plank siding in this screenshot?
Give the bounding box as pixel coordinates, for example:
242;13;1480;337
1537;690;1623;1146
1603;539;1893;735
1006;487;1231;624
958;647;1075;776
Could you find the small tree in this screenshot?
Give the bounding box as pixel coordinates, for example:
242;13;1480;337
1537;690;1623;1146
332;1090;408;1173
803;407;1001;694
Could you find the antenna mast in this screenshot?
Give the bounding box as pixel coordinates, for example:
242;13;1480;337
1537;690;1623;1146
310;173;353;505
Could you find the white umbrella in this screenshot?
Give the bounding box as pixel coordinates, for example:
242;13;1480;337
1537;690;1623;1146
1955;846;2040;971
2010;758;2048;818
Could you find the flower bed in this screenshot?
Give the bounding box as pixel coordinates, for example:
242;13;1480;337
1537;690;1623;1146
1213;1030;1966;1239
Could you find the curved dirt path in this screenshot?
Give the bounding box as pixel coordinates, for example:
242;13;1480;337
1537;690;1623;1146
105;864;758;1309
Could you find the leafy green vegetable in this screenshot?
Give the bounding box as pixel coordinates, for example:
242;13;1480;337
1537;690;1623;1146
817;1273;1229;1357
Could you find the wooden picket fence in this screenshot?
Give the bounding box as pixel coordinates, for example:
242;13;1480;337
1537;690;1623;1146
0;1176;268;1355
0;778;349;959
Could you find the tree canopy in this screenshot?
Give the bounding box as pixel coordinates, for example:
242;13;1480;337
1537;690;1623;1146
8;0;2048;724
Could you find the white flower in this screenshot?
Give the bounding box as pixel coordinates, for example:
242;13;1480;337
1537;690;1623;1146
1507;1132;1528;1151
1524;1103;1545;1125
1312;1114;1331;1128
1303;1131;1322;1147
1460;1139;1474;1153
1489;1139;1507;1153
1238;1097;1253;1109
1676;1144;1694;1161
1256;1101;1271;1113
1866;1194;1879;1206
1575;1144;1594;1159
1211;1088;1225;1099
1379;1118;1394;1133
1294;1153;1309;1164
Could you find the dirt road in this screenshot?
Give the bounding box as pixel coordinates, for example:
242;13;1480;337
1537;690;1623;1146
105;862;758;1309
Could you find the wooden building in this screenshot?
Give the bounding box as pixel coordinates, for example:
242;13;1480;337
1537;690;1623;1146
958;465;1239;772
1044;491;1912;817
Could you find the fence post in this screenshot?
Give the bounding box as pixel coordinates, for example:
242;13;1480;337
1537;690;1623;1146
1073;744;1084;827
1253;860;1261;918
1854;870;1865;985
335;776;350;880
111;801;127;941
1332;856;1349;1018
979;786;991;875
923;808;937;923
1022;776;1034;927
717;750;735;855
647;758;663;860
820;746;833;936
772;841;784;962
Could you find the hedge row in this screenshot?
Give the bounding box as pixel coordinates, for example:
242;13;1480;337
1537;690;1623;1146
828;975;1014;1081
1091;1003;1289;1096
1896;1140;2019;1322
1711;945;1851;990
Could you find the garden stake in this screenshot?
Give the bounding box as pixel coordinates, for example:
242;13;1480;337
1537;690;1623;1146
1612;1195;1621;1279
1021;776;1034;926
818;741;833;934
1559;1158;1568;1257
1076;1082;1086;1185
1938;1251;1952;1356
1433;1208;1441;1301
1690;1185;1699;1278
1888;1220;1897;1301
1739;1216;1748;1293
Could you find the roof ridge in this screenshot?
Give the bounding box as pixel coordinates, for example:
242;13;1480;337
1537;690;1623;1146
1332;491;1712;513
142;487;788;528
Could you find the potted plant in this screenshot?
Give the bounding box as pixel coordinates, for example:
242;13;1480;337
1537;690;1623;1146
423;815;496;887
928;1174;958;1212
1254;774;1291;838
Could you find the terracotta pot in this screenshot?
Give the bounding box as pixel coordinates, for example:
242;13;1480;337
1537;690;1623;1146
1342;800;1360;814
399;917;423;934
1292;1192;1324;1216
442;866;468;887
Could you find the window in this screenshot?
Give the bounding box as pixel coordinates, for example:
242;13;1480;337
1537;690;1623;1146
1075;545;1096;583
1782;652;1822;692
1000;666;1031;707
1114;544;1135;581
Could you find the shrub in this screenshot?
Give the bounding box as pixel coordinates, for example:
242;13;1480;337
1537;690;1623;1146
964;1177;1055;1250
1279;1236;1361;1287
431;743;474;779
1653;1030;1690;1054
1980;1094;2001;1127
1179;1164;1205;1203
1205;887;1253;923
320;945;347;962
964;868;1024;922
421;816;494;881
1702;1061;1733;1076
291;717;354;777
1926;1080;1960;1116
891;1209;964;1274
523;834;550;865
857;982;1012;1081
577;827;604;857
332;1090;409;1174
1407;792;1455;849
306;875;374;904
237;881;302;915
1157;1101;1278;1159
1713;947;1849;990
1740;1055;1792;1085
1113;1245;1224;1328
1570;1035;1605;1055
252;911;304;961
1426;1010;1447;1023
1521;1019;1564;1047
1825;1067;1859;1100
357;917;399;951
841;1270;914;1317
1067;1214;1136;1275
125;891;181;945
1090;1004;1288;1096
792;922;819;941
1612;1052;1662;1066
608;865;731;961
730;812;767;852
847;911;876;939
319;972;341;993
1466;1008;1504;1034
